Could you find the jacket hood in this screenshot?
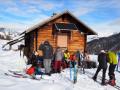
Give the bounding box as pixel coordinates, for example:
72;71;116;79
44;41;50;45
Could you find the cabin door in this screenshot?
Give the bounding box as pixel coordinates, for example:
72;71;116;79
57;34;68;48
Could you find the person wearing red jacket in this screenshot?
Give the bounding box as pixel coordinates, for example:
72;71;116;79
26;66;35;76
69;53;76;68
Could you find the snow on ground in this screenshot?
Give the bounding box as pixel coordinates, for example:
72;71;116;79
0;39;119;90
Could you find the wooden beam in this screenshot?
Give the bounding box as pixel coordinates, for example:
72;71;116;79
35;29;38;51
2;36;24;48
84;34;87;53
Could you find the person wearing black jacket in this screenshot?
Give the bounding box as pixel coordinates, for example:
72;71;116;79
39;40;53;76
93;50;108;85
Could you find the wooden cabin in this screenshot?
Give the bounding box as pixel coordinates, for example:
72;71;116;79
24;11;96;58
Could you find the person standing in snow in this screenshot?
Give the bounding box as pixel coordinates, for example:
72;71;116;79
93;50;108;85
63;49;70;68
116;51;120;71
107;50;118;86
39;40;53;76
84;51;91;68
69;52;77;68
53;47;63;73
75;50;83;67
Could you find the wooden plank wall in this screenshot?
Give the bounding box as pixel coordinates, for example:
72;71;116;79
34;26;57;52
31;15;85;54
68;30;85;53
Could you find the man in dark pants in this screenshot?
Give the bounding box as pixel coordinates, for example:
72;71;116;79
107;50;118;86
93;50;108;85
108;64;116;80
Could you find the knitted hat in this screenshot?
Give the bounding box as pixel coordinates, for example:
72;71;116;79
100;50;105;53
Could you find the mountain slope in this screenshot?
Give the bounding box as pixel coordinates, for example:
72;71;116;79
0;27;19;40
87;33;120;54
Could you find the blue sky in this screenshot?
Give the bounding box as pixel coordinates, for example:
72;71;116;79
0;0;120;36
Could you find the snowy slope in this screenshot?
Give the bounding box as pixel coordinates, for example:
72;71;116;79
0;39;119;90
0;28;20;39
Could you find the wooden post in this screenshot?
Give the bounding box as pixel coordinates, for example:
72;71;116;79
84;34;87;53
35;29;38;51
82;33;87;74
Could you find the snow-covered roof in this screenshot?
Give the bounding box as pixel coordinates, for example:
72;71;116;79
25;11;97;35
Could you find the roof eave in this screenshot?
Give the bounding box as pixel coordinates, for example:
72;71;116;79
25;10;97;35
66;11;97;35
26;11;68;33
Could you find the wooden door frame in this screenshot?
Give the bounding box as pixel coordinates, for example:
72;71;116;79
56;32;68;49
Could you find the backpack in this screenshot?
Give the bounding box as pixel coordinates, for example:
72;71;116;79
26;66;35;75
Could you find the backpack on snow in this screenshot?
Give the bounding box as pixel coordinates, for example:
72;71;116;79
26;66;35;75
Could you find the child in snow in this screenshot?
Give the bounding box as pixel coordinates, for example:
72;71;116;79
34;62;44;80
26;63;36;77
26;51;44;78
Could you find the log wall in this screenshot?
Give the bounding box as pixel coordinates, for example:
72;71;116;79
25;14;87;57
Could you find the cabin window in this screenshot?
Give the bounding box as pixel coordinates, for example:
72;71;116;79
57;34;67;47
55;23;78;30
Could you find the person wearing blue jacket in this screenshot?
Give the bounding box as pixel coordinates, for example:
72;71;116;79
39;40;53;76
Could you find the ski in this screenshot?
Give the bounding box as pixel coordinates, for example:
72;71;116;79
6;70;31;79
70;61;72;81
85;71;120;89
5;72;43;80
4;72;28;78
8;70;23;73
8;70;26;76
7;70;44;80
